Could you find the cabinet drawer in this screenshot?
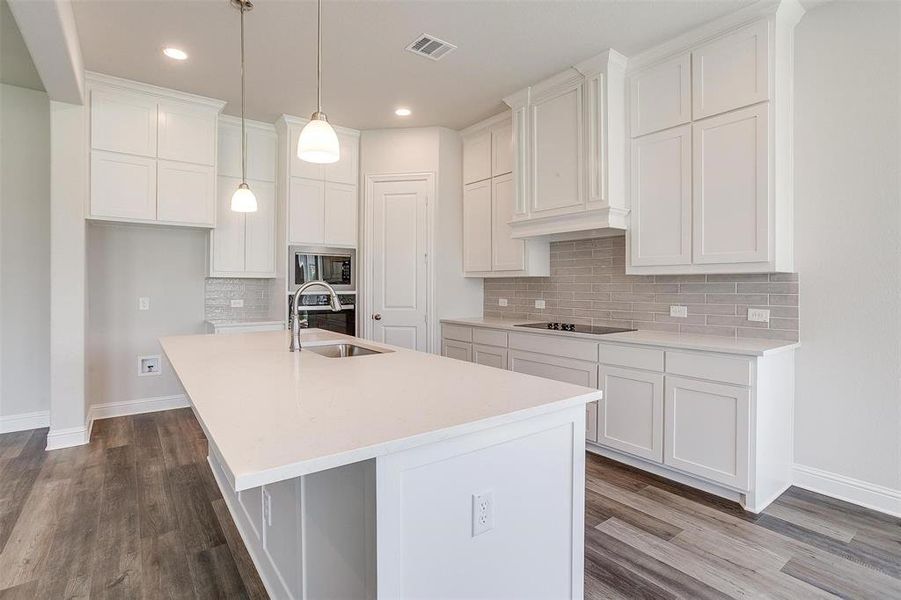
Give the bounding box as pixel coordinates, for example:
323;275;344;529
599;344;664;372
473;344;507;370
442;324;472;343
472;328;507;347
508;332;597;362
665;351;752;386
441;339;472;362
508;350;597;388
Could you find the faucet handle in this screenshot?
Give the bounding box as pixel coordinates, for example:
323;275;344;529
297;318;309;329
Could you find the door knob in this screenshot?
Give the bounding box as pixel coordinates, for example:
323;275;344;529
372;313;382;320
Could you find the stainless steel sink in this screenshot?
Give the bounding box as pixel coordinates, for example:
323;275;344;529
305;343;387;358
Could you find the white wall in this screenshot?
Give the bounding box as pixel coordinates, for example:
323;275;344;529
793;1;901;493
0;83;50;423
86;222;206;407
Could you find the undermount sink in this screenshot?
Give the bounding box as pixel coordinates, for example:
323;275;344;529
305;343;388;358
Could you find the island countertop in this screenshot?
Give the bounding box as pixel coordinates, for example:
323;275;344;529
160;329;600;491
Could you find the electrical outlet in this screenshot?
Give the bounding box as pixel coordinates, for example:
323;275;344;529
138;355;161;376
670;305;688;318
472;490;494;536
748;308;770;323
230;299;245;308
138;296;150;311
498;298;508;307
262;489;272;526
535;299;546;309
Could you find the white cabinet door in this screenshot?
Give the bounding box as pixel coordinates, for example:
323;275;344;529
211;175;246;273
586;401;598;443
629;124;692;267
463;180;492;272
693;104;768;265
289;125;324;180
442;339;472;362
491;120;514;177
244;180;277;274
90;90;157;157
597;365;664;463
158;101;217;166
692;20;770;120
262;480;303;599
530;81;584;215
508;350;598;388
491;173;525;272
629;53;691;137
323;182;357;247
246;128;278;183
324;131;359;185
472;344;507;370
463;128;491;184
664;376;750;489
90;150;157;220
157;160;215;225
289;177;325;245
217;124;243;179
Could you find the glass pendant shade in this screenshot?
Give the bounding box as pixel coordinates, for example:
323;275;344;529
231;183;257;212
297;114;340;164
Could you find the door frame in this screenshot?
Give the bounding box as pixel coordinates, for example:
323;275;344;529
361;172;437;352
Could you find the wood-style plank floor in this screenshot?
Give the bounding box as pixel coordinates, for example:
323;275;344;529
1;409;899;599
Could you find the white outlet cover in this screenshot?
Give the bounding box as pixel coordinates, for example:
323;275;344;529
138;355;162;376
138;296;150;311
747;308;771;323
472;490;494;536
498;298;508;307
670;305;688;318
535;299;546;309
230;299;245;308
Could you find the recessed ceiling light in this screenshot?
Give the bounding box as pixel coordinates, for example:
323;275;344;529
395;107;412;117
163;47;188;61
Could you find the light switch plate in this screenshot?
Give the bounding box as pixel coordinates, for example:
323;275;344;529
535;299;546;309
138;297;150;311
670;305;688;318
498;298;508;307
230;299;245;308
748;308;770;323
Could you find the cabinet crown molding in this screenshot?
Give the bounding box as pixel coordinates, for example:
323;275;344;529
460;110;511;137
276;114;360;137
573;49;628;78
85;71;226;111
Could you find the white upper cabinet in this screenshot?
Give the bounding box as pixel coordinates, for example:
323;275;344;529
463;129;492;184
210;117;278;278
86;73;225;228
461;113;549;277
158;101;217;165
693;104;768;264
629;125;692;267
279;115;360;247
629;53;691;137
503;50;629;240
692;20;770;120
626;2;803;274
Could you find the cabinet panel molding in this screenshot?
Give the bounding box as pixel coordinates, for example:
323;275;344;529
463;180;493;272
598;366;664;462
157;160;215;225
90;150;157;220
629;53;691;137
90;89;158;157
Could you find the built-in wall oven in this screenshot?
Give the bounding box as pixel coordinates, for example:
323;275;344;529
288;293;357;336
289;246;355;294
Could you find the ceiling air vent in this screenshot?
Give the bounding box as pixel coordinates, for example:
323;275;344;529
405;34;457;61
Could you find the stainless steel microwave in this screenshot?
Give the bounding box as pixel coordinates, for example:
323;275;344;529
289;246;356;293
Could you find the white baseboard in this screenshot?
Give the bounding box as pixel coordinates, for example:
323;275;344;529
0;410;50;434
792;464;901;518
46;423;92;450
89;394;190;421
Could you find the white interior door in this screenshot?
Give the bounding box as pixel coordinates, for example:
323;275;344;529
369;177;429;352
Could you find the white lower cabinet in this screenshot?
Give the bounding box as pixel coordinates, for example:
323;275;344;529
664;376;750;489
441;339;472;362
597;365;664;463
508;350;598;388
262;479;303;599
586;401;598;443
473;344;507;369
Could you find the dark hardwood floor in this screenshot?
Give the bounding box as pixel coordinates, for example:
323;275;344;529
0;409;898;599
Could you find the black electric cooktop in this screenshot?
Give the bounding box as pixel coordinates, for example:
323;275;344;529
515;322;636;335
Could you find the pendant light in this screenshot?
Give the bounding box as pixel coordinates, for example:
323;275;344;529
231;0;258;212
297;0;339;164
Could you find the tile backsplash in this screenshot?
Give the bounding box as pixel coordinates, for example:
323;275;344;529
205;278;274;321
484;236;799;342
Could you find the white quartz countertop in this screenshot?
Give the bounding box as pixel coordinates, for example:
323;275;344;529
204;319;285;327
160;329;599;491
441;317;799;356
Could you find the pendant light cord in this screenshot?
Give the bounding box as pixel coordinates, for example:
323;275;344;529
316;0;322;114
240;2;248;184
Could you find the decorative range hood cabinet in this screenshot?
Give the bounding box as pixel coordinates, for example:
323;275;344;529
503;50;628;241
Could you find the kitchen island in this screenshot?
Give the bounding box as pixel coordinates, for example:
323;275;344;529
161;328;600;600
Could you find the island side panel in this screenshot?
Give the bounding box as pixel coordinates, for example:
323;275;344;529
376;405;586;600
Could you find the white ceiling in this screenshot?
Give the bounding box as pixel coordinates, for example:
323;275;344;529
1;0;44;91
70;0;753;130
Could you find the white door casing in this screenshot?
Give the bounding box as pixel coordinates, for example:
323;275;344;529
366;174;432;352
